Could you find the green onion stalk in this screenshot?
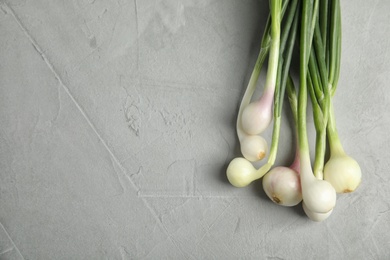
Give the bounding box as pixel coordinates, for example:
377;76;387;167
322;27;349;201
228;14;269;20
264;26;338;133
307;0;361;194
322;0;361;193
308;18;331;180
227;0;285;188
262;1;304;207
235;0;292;162
297;0;336;220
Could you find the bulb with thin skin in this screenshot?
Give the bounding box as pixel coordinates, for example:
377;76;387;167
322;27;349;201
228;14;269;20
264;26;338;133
240;135;268;162
226;157;257;187
241;89;273;135
300;156;336;214
302;179;336;213
324;154;361;193
262;166;302;206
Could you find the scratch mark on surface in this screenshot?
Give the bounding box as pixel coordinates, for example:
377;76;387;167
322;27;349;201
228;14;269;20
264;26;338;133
123;166;142;193
71;46;100;71
218;127;232;164
30;42;45;61
0;222;25;259
108;156;126;195
369;209;390;232
143;199;194;258
0;247;13;255
280;217;300;232
106;8;121;52
325;222;349;257
164;159;196;196
164;198;191;219
142;237;166;259
0;3;7;15
197;198;235;245
233;217;240;234
369;235;381;258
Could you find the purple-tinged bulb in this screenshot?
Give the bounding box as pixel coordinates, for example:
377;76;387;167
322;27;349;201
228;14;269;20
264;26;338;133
262;166;302;206
241;90;274;135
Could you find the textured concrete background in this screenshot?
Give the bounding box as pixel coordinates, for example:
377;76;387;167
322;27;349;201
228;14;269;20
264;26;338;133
0;0;389;259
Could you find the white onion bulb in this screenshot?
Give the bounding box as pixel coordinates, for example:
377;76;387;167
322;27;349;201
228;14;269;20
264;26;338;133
240;135;268;162
324;155;361;193
226;157;257;187
302;178;336;214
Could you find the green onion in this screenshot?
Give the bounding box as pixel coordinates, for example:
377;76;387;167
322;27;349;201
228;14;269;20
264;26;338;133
225;0;361;221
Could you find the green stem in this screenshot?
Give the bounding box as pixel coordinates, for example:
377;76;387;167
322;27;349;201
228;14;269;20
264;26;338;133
279;0;297;57
313;130;326;179
309;18;331;180
308;50;324;103
298;0;317;157
263;0;282;94
309;0;320;53
286;75;298;126
307;72;323;131
313;21;329;97
286;76;300;172
328;0;340;88
327;100;345;157
331;1;341;95
277;0;300;117
307;73;326;180
261;0;291;51
268;116;282;164
268;0;300;165
297;0;320;188
319;0;329;58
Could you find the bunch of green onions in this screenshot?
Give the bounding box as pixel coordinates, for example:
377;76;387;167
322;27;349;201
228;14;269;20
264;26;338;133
226;0;361;221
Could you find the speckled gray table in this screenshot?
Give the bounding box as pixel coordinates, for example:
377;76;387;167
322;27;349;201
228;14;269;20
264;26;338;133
1;0;389;259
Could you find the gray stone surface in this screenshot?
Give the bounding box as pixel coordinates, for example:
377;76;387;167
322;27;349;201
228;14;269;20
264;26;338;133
0;0;389;259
